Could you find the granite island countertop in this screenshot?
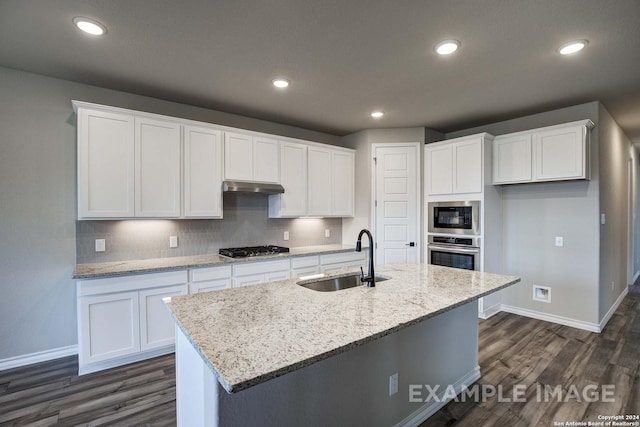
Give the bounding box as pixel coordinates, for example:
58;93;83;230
165;263;520;393
73;244;358;279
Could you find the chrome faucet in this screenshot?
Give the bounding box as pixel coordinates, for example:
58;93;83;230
355;229;375;287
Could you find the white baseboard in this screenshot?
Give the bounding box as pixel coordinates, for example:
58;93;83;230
478;304;502;320
0;345;78;371
78;345;174;375
632;271;640;285
396;366;481;427
500;305;601;333
599;287;629;331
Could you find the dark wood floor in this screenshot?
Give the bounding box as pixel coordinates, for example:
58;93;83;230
1;290;637;426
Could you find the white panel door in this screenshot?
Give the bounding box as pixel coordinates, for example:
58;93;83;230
139;284;188;351
307;146;332;216
183;125;223;218
331;150;355;216
375;145;420;265
534;126;584;181
253;137;279;183
135;118;181;217
79;292;140;365
493;134;532;184
453;138;482;194
274;141;308;216
78;109;135;218
426;144;453;195
224;132;253;181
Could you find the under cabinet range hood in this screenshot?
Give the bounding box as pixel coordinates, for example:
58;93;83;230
222;181;285;195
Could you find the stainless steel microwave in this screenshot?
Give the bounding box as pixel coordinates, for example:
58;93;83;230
428;201;480;235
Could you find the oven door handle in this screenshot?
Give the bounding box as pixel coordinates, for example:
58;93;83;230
428;245;480;254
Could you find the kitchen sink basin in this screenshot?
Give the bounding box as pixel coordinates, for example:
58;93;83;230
297;274;389;292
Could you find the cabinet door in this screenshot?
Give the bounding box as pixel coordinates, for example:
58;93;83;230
78;109;135;218
224;132;253;181
184;126;223;218
78;292;140;365
426;144;453;195
453;138;482;194
271;141;307;217
307;146;332;216
135;118;181;217
331;151;355;216
534;125;585;181
253;137;279;183
264;270;291;283
139;284;188;351
493;134;532;184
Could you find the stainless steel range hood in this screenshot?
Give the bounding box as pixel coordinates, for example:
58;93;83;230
223;181;285;195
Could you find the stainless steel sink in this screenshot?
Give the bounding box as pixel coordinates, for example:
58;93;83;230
297;274;389;292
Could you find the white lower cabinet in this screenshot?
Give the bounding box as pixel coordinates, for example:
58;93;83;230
232;259;291;288
77;270;188;374
291;255;321;278
78;292;141;365
139;284;188;351
320;251;367;274
189;265;232;293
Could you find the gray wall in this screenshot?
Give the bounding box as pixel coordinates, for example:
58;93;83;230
77;194;341;263
0;66;341;360
447;102;602;324
597;104;632;320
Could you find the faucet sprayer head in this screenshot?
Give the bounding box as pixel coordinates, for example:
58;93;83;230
355;240;362;252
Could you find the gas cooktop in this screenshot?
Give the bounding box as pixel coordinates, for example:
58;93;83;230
219;245;290;258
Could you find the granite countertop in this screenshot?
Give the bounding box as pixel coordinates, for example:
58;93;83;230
72;244;358;279
165;263;520;393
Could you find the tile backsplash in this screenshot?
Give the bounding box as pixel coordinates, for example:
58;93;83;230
76;193;343;263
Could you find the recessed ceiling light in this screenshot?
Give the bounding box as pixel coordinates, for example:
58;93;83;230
272;78;290;88
371;111;384;119
558;40;588;55
435;40;460;55
73;17;106;36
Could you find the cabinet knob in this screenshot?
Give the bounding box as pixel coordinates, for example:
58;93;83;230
405;242;415;247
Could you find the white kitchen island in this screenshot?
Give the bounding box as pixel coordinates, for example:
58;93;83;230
165;263;519;427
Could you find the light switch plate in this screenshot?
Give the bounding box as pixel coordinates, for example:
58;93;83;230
325;229;331;238
555;236;563;247
169;236;178;248
95;239;106;252
601;213;606;225
389;372;398;396
283;231;289;241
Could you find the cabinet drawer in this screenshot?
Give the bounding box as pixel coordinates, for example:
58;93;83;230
291;255;319;269
233;274;265;288
234;259;290;276
292;266;321;278
189;265;232;282
320;251;366;265
189;279;231;294
77;270;188;296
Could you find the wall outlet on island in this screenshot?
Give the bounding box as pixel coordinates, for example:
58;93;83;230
389;372;398;396
169;236;178;248
95;239;105;252
325;229;331;238
283;231;289;241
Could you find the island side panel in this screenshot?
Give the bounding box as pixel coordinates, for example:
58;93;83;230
182;300;479;427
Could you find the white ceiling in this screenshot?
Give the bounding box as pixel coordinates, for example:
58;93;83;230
1;0;639;142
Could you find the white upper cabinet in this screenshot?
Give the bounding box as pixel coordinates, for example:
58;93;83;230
135;117;182;217
224;132;279;183
331;150;355;216
492;133;532;184
307;146;332;216
78;108;135;218
426;135;484;196
183;125;223;218
492;120;593;185
269;141;308;217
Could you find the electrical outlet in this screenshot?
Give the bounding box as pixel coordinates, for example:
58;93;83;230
611;281;615;291
283;231;289;241
601;213;606;225
325;229;331;238
555;236;563;247
389;372;398;396
169;236;178;248
95;239;106;252
532;285;551;303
